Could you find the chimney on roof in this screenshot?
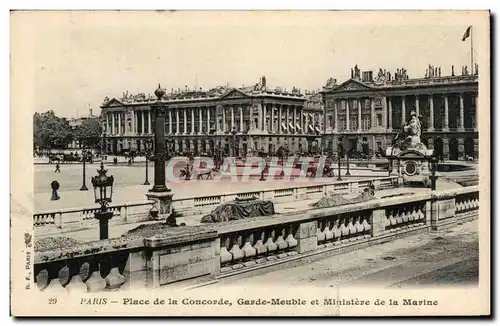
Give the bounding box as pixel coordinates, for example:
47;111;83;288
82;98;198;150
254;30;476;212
451;66;455;76
89;108;93;116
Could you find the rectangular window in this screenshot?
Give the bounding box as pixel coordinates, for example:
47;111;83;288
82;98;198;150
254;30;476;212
376;114;382;127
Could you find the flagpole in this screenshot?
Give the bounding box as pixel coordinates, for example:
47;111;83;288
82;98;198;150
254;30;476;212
470;26;474;74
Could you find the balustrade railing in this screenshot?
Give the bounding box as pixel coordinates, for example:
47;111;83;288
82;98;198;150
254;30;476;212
34;186;480;292
219;223;299;272
33;176;399;229
317;210;372;246
384;201;427;232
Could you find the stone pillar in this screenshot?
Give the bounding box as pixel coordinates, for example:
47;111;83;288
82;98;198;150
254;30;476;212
387;97;392;130
199;108;203;133
293;106;297;133
168;110;172;134
271;105;275;133
118;112;122;134
111;113;116;135
346;99;350;131
239;106;243;132
279;105;283;134
142;111;146;135
401;96;406;126
458;138;465;160
381;97;387;129
106;113;110;134
415;95;420;117
473;138;479;159
231;107;235;131
334;100;338;131
222;107;226;132
286;106;290;133
183;109;187;134
258;104;263;130
207;107;211;133
442;137;450;161
444;95;449;130
429;95;435;131
357;99;362;131
474;95;478;129
262;104;267;131
176;109;180;135
371;208;387;237
459;94;465;131
370;98;375;129
296;221;317;254
148;110;152;134
191;109;195;134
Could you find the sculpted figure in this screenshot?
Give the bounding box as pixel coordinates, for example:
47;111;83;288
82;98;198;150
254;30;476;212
403;111;422;146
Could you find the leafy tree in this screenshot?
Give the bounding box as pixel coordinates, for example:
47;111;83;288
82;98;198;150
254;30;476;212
74;117;102;148
33;111;74;150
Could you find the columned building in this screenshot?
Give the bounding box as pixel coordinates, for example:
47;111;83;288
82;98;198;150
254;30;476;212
321;65;479;160
100;77;324;156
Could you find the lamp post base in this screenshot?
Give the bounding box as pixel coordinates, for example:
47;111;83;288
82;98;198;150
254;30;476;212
143;180;150;185
94;211;113;240
146;191;175;220
80;185;88;191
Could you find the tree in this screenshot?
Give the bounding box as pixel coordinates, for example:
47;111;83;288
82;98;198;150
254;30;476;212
33;111;74;150
74;117;102;148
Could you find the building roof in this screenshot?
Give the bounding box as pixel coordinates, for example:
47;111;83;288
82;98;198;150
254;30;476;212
100;76;307;108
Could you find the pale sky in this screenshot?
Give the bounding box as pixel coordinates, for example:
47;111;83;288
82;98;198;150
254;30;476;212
14;11;484;118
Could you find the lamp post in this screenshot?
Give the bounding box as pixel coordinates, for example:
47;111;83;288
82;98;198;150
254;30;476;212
80;145;91;191
149;84;170;193
429;156;438;190
143;138;153;185
337;137;343;181
91;162;114;240
345;139;351;176
231;128;237;157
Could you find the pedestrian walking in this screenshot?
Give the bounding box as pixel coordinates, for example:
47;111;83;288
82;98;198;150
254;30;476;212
54;163;61;173
50;180;60;201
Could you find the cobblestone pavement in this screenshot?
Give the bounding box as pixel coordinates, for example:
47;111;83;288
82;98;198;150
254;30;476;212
216;220;479;288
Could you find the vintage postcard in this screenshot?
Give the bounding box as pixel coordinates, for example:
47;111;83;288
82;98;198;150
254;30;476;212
10;10;490;316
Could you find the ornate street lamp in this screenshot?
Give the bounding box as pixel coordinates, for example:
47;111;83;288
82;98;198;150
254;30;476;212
91;162;114;240
429;156;438;191
231;128;237;157
337;137;343;181
345;139;351;176
80;145;92;191
143;138;153;185
148;84;171;193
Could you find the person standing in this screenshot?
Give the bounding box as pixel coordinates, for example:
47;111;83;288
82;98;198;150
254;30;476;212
54;162;61;173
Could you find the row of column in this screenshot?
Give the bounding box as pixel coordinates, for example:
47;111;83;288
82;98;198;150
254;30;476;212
328;93;475;133
162;105;320;135
168;107;213;135
387;93;473;131
105;110;152;135
330;98;377;132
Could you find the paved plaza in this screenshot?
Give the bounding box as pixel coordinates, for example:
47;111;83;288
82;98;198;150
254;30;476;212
34;161;389;211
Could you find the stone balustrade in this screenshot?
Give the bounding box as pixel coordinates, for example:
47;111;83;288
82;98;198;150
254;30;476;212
33;186;479;292
33;201;157;232
34;176;399;230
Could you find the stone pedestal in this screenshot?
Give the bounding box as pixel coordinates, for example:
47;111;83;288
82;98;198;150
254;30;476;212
296;221;317;253
146;191;174;219
431;192;457;231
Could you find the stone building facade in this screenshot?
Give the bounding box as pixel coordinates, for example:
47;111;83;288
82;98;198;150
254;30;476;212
321;65;479;160
100;77;324;156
